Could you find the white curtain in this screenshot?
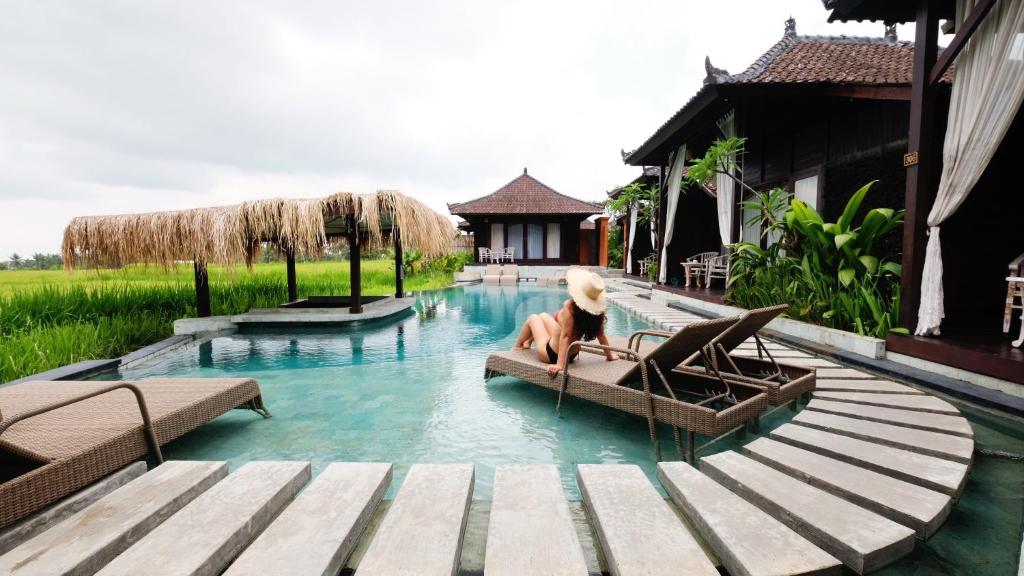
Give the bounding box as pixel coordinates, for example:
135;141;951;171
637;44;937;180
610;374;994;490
715;110;736;246
625;203;638;274
916;0;1024;336
659;145;687;283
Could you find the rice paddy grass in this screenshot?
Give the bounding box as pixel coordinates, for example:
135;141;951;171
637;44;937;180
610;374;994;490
0;260;454;383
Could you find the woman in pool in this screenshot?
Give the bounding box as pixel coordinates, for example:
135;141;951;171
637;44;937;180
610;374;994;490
513;268;617;377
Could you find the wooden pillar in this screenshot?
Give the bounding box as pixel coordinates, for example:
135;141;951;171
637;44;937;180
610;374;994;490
899;0;941;331
621;214;630;271
193;260;211;318
597;216;609;267
349;217;363;314
394;226;404;298
285;249;297;302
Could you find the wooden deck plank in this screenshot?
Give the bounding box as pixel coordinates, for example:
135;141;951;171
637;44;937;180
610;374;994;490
223;462;391;576
485;464;587;576
779;358;841;368
814;379;925;395
577;464;718;576
792;410;974;463
701;452;915;574
0;461;227;576
807;399;973;437
356;464;474;576
770;424;969;496
813;391;960;415
95;461;310;576
657;462;841;576
743;438;952;538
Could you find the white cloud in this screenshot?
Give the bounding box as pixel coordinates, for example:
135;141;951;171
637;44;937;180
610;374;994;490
0;0;917;255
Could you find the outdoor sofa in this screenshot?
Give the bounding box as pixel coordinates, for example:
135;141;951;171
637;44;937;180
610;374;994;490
0;377;269;529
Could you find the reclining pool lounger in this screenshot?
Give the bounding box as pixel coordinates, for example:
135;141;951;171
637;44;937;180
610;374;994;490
0;377;269;530
485;318;769;462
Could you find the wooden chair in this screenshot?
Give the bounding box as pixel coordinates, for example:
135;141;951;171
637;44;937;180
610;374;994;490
681;252;718;287
705;254;729;288
503;247;515;263
477;247;491;263
637;254;657;278
1006;276;1024;348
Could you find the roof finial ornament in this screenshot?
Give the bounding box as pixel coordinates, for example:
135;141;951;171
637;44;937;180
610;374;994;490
523;167;528;175
703;56;731;86
784;16;797;37
884;23;898;42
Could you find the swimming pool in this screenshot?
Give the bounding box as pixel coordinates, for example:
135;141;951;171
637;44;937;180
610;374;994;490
93;284;1024;574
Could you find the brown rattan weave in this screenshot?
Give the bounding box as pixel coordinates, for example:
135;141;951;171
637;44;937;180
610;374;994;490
0;378;266;529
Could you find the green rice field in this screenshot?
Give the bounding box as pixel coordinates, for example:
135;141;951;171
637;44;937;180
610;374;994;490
0;260;456;383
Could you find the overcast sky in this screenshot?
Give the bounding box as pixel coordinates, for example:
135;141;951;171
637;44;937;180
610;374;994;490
0;1;913;256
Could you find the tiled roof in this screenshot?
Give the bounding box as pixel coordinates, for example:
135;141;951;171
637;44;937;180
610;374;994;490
448;171;603;216
624;20;952;165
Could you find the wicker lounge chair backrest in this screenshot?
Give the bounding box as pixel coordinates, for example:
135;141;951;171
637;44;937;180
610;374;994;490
619;317;739;385
679;305;787;366
484;265;501;276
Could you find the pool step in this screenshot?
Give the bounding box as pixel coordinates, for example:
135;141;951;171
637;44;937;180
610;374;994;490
223;462;391;576
743;438;952;538
0;461;227;576
485;464;587;576
812;391;960;415
807;399;973;437
657;462;842;576
814;379;925;395
792;410;974;463
770;424;969;496
577;464;719;576
355;464;474;576
95;461;310;576
700;452;915;574
814;368;878;379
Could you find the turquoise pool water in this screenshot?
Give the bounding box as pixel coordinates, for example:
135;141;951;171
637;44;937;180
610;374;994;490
94;285;1024;574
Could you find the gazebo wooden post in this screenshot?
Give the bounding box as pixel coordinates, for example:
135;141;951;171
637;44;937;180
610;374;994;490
349;216;363;314
285;248;297;302
193;259;211;318
394;225;404;298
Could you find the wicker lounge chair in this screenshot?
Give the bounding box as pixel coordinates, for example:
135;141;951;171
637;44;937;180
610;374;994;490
0;377;268;529
485;317;769;462
677;305;815;408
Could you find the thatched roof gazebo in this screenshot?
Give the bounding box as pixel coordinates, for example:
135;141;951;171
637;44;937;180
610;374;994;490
62;190;454;316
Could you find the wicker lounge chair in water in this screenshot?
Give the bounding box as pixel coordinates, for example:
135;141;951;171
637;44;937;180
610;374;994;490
0;377;269;530
485;317;769;462
676;305;816;410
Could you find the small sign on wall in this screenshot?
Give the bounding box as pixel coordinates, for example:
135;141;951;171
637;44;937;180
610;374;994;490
904;151;919;167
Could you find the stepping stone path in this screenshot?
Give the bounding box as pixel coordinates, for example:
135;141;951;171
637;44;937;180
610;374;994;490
0;281;977;575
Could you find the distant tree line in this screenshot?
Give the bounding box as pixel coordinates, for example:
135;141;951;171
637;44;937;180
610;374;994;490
4;253;64;270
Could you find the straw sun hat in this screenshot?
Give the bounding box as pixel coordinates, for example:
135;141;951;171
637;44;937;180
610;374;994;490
566;268;607;316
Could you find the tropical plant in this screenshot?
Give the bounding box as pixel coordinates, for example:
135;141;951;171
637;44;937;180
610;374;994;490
604;183;659;226
647;258;659;282
727;181;906;338
607;225;624;268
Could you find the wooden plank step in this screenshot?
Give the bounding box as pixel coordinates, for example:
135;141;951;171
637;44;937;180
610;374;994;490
813;391;960;415
0;461;227;576
356;464;474;576
779;358;841;368
95;461;310;576
223;462;391;576
807;399;973;437
792;410;974;463
733;350;813;358
701;452;915;574
814;379;925;395
577;464;718;576
814;368;877;379
657;462;842;576
743;438;952;538
485;464;587;576
770;424;969;496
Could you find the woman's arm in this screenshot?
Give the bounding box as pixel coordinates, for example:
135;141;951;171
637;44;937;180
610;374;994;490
597;330;617;361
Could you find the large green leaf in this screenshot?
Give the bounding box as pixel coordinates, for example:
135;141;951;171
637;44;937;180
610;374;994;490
837;180;876;233
834;233;856;250
881;261;902;277
858;255;879;274
838;267;856;287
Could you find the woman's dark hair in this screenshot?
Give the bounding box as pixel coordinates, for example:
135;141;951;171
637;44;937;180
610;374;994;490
570;300;606;341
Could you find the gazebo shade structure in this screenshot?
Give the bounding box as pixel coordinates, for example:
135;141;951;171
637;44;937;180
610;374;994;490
62;190;454;316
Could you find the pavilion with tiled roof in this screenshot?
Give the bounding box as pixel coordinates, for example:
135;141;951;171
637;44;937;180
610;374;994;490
449;169;607;265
